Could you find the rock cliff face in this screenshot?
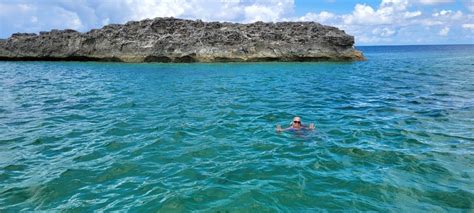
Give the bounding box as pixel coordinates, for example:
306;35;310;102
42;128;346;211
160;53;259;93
0;18;364;62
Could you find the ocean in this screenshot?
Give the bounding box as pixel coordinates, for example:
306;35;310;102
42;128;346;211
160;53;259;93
0;45;473;211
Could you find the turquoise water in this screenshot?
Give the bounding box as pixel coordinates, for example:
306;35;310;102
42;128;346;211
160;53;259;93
1;45;473;211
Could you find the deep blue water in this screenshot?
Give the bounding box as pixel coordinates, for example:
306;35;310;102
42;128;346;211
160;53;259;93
1;45;473;211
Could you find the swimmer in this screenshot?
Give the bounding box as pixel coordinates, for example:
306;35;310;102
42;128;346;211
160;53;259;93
276;116;315;132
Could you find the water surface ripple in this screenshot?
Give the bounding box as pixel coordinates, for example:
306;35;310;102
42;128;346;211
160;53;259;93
1;45;473;211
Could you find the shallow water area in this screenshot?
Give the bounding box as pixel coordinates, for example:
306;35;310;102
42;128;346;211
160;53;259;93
0;45;473;211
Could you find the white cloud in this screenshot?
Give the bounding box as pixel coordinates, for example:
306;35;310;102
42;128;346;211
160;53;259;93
102;18;110;26
342;0;420;25
18;4;33;12
243;0;294;23
462;23;474;29
119;0;294;23
343;4;391;25
433;10;463;19
317;0;472;44
381;0;409;11
244;5;275;22
412;10;464;28
404;10;422;18
0;2;84;34
299;11;336;23
465;0;474;12
416;0;454;5
30;16;38;23
419;19;444;26
125;0;189;20
0;0;473;45
372;27;397;37
0;0;295;37
357;34;393;43
439;26;450;36
405;9;462;31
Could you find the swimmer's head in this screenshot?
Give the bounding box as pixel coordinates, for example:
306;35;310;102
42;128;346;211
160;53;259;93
292;116;302;128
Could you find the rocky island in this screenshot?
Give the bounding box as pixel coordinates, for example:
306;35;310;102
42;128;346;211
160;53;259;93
0;17;364;62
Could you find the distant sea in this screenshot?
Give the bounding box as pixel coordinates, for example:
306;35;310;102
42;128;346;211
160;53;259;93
1;45;473;211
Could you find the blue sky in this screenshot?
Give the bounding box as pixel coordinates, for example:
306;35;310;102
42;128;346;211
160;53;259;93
0;0;473;45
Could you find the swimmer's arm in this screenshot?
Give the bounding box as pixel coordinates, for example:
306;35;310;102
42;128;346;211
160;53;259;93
276;124;292;132
304;123;315;130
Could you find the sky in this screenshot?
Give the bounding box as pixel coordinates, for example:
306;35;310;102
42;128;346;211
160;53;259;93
0;0;473;45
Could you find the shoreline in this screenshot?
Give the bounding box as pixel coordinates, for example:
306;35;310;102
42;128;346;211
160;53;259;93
0;55;365;63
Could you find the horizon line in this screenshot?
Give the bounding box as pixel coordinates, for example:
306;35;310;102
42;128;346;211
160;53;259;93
356;43;474;47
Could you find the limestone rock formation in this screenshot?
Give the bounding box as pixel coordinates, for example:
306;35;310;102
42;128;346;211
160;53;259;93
0;18;365;62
